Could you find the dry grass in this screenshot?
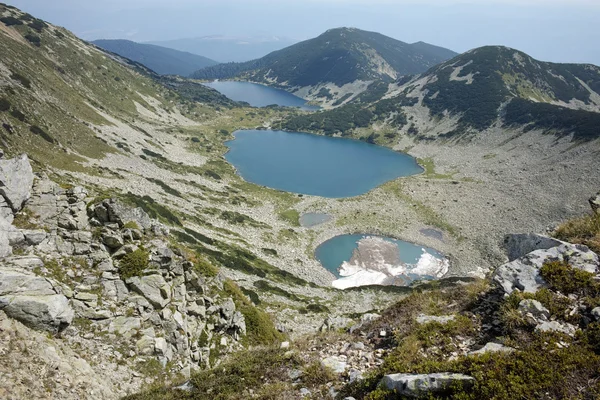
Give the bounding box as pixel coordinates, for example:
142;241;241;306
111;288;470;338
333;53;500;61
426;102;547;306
554;212;600;253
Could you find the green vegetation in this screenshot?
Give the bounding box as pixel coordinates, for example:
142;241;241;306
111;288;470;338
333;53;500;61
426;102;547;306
554;211;600;253
0;98;10;112
504;98;600;142
339;280;600;400
10;72;31;89
24;33;41;47
223;279;284;346
278;209;300;226
419;46;600;135
124;347;300;400
118;248;150;280
145;178;183;198
121;193;182;226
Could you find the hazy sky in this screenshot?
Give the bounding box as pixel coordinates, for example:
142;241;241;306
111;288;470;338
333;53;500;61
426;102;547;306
8;0;600;65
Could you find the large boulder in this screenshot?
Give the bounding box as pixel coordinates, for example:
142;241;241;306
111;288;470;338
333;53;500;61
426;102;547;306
503;234;564;262
127;274;171;309
380;373;475;397
94;199;153;230
0;268;73;332
493;243;599;294
0;154;34;213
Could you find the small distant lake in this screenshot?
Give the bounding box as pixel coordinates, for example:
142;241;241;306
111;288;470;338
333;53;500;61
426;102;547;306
225;130;423;198
203;81;320;110
315;234;444;278
300;213;332;228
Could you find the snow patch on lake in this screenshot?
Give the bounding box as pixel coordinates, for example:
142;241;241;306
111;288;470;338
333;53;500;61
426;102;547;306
331;236;449;290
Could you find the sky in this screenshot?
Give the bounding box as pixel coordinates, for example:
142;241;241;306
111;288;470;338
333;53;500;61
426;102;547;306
7;0;600;65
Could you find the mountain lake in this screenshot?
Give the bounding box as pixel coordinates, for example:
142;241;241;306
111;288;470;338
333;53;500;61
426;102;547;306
225;129;423;198
203;81;320;110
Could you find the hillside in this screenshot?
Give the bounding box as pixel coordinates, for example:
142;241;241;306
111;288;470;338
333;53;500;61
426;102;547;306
191;27;457;105
148;35;297;63
92;39;218;76
279;45;600;141
2;4;600;400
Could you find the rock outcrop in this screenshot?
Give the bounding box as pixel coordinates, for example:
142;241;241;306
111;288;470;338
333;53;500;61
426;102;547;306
0;154;34;214
380;373;475;397
0;268;73;332
493;243;599;294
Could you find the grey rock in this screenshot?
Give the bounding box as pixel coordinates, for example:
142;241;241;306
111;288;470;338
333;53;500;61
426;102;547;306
469;342;515;356
22;230;47;246
103;199;153;230
102;234;124;249
127;274;170;309
535;320;577;336
493;244;599;294
322;356;347;373
0;268;73;332
112;244;138;259
416;314;456;324
152;246;174;268
5;256;44;270
504;233;565;262
380;373;475;397
592;307;600;321
320;315;353;332
590;191;600;214
0;154;34;212
518;299;550;322
109;316;141;336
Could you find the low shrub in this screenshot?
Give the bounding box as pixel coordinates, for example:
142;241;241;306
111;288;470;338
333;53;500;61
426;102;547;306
10;72;31;89
554;212;600;253
119;248;150;280
30;125;56;143
0;16;23;26
24;33;41;46
0;98;10;112
10;109;25;121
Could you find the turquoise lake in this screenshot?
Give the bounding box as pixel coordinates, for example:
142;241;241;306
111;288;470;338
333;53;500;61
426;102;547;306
314;234;444;278
225;130;423;198
203;81;319;110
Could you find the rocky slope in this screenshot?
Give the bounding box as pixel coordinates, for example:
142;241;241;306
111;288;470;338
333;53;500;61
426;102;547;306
92;39;218;77
191;28;457;106
280;45;600;140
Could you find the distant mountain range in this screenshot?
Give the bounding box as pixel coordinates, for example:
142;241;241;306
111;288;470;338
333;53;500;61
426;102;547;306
191;27;458;104
92;39;218;76
147;35;297;63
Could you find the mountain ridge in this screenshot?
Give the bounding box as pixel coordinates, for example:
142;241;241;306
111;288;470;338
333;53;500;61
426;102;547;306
92;39;218;77
191;27;458;106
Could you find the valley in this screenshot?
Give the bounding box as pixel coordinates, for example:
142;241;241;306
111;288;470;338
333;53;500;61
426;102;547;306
1;2;600;399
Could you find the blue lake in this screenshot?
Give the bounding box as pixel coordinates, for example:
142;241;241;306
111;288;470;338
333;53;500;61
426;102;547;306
225;130;423;198
314;234;444;278
203;81;320;110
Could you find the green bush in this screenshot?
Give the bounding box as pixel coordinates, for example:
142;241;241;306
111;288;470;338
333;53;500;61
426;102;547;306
193;257;219;277
0;16;23;26
554;213;600;254
119;248;150;280
24;33;41;47
0;98;10;112
30;125;56;144
224;279;284;345
540;260;599;297
10;72;31;89
10;109;25;121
